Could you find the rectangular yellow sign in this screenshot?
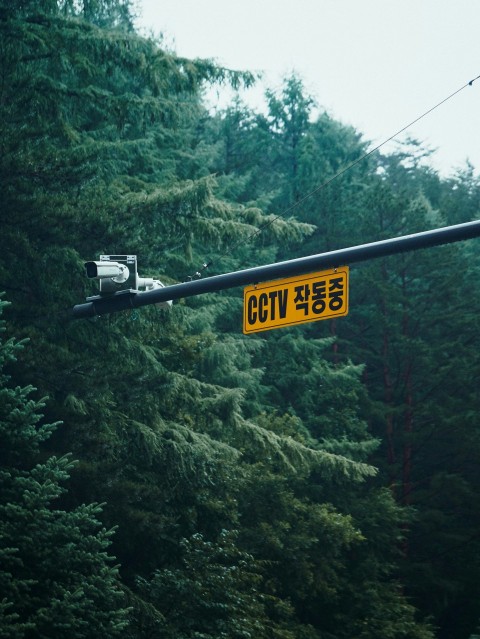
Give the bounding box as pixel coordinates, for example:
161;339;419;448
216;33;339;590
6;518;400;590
243;267;349;334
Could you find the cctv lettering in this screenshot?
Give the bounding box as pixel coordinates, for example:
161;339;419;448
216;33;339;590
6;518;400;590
247;289;288;325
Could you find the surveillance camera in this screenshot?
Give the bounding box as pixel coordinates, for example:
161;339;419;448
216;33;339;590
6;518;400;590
83;254;172;308
137;276;172;307
84;261;130;284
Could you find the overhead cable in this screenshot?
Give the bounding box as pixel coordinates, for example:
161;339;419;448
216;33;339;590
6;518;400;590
185;73;480;280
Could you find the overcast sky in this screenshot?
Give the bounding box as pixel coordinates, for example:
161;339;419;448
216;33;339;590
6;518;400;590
136;0;480;177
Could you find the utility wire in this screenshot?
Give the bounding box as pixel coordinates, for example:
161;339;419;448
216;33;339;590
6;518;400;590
185;73;480;281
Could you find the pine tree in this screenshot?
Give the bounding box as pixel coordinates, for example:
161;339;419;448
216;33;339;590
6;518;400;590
4;4;477;637
0;297;129;638
335;149;480;638
135;529;298;639
264;73;316;207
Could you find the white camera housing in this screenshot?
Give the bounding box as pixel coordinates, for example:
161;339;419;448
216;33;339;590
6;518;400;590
85;261;130;283
85;254;171;307
137;277;172;308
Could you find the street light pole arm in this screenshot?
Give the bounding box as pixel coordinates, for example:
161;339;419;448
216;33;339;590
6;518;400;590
72;219;480;319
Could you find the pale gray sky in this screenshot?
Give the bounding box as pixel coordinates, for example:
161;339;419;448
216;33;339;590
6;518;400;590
136;0;480;177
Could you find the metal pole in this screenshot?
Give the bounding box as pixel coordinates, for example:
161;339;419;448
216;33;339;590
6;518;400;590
72;219;480;319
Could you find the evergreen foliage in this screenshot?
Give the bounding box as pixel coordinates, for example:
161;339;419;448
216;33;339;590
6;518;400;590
1;2;480;637
0;298;128;637
135;529;299;639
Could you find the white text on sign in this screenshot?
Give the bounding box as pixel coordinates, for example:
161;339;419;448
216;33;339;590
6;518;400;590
243;267;349;334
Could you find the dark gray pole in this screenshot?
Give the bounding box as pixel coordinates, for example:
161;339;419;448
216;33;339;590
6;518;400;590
72;219;480;319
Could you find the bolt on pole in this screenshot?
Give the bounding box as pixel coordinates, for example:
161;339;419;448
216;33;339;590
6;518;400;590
72;219;480;319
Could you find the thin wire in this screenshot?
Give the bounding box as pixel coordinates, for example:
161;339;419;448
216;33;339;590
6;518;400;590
278;73;480;219
185;74;480;280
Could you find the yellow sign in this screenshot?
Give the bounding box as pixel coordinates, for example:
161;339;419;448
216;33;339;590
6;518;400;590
243;267;349;334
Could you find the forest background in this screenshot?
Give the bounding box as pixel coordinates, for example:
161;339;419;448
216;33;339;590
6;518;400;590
1;2;480;638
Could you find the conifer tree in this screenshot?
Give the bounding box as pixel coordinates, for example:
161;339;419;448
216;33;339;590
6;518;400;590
135;530;298;639
264;73;316;206
329;148;480;638
0;298;128;638
4;2;479;636
213;75;477;636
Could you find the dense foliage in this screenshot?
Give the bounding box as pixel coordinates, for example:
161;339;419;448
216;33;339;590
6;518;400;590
1;1;480;638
